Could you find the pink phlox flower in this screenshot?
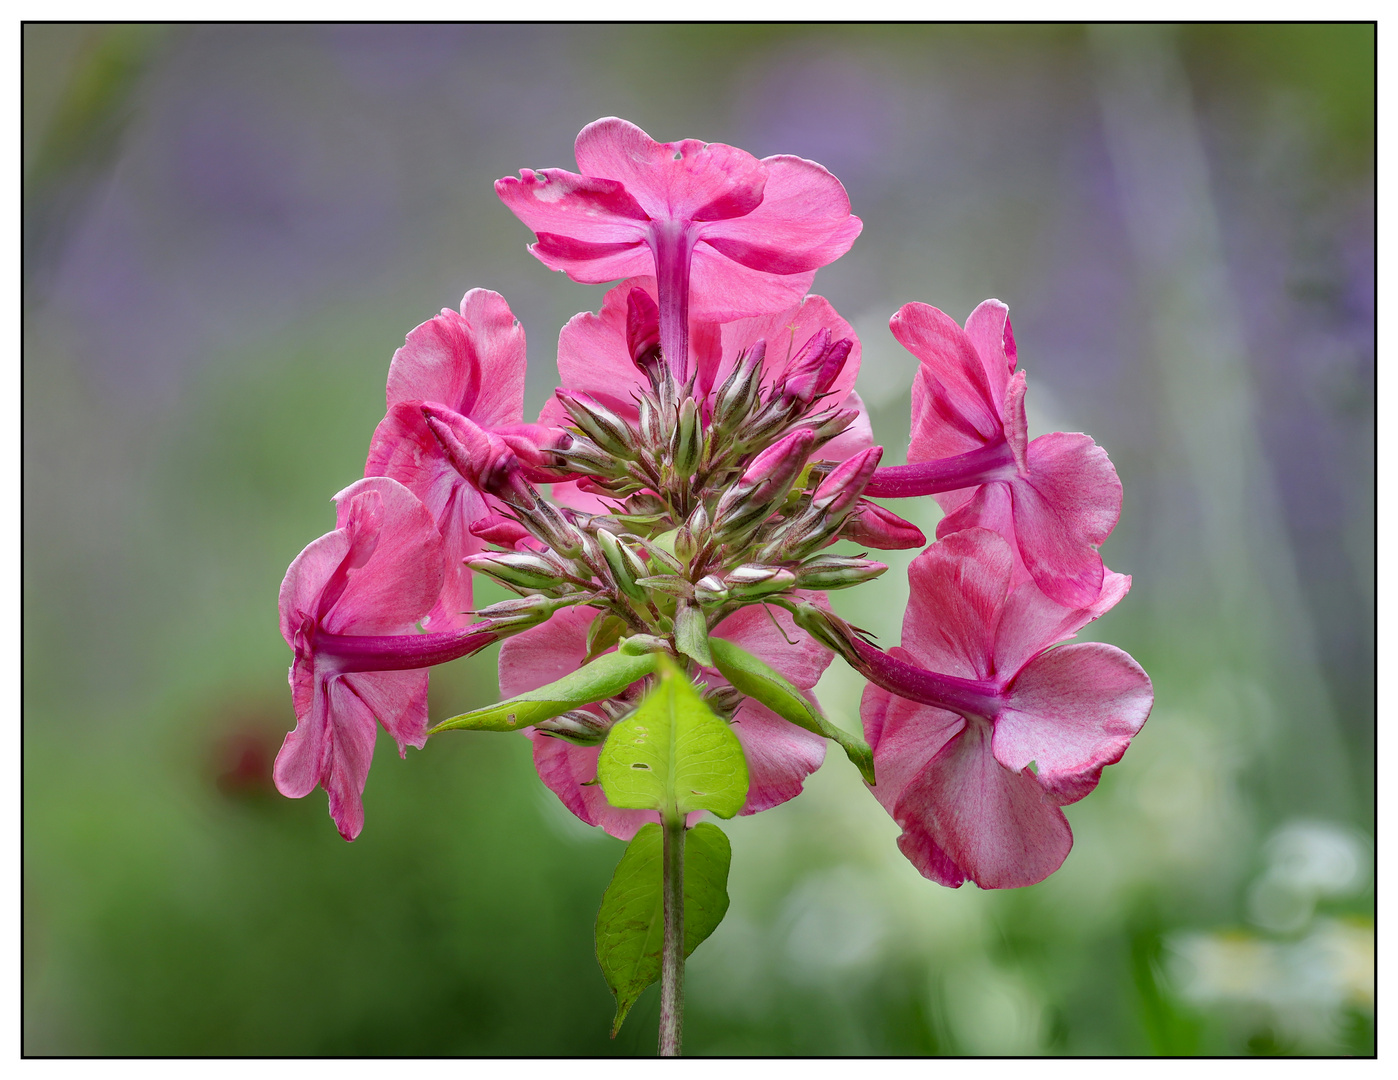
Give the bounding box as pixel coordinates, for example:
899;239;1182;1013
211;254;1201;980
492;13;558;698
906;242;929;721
495;117;862;325
858;527;1152;889
275;477;493;841
499;602;832;840
364;289;566;628
865;300;1123;608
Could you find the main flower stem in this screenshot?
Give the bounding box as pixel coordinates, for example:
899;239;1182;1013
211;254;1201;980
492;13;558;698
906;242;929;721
659;811;686;1057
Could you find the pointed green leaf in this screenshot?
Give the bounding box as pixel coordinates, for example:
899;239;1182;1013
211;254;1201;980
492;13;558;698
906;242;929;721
429;650;657;734
595;822;732;1037
596;655;747;818
708;636;876;785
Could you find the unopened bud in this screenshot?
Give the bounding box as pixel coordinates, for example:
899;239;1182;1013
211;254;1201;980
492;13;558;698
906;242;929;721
468;513;534;550
839;501;926;550
465;551;570;592
637;394;664;449
674;525;698;565
596;528;648;601
694;574;729;605
553;434;628;479
792;555;888;590
701;685;745;719
791;602;864;664
670;397;703;477
536;709;612;746
423;407;529;502
711;342;766;434
811;446;884;517
556;391;638;461
494;422;573;472
686;503;710;535
472;593;571;632
803;407;859;447
714;429;816;540
725;564;798;599
781;330;853;406
514;497;584;557
626;288;663;386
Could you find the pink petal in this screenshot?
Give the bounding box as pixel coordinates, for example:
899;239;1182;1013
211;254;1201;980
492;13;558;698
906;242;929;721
497;604;598;698
574;118;767;223
962;299;1015;414
279;531;351;649
528;232;653;284
364;404;484;629
494;167;649;242
339;668;431;756
727;699;825;814
1003;370;1029;475
383;290;526;431
686;244;818;322
861;664;965;815
899;529;1013;681
993;642;1153;804
993;569;1131;678
529;734;657;841
699;154;859;271
711;599;833;691
274;658;327;799
1007;432;1122;609
897;303;1003;461
319;479;443;635
893;718;1072;889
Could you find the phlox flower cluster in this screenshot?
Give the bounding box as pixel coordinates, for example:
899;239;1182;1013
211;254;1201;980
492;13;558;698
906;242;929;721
276;117;1152;893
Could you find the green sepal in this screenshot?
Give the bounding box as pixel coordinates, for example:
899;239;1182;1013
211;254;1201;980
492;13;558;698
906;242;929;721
707;636;876;785
585;613;628;663
597;655;747;818
429;650;658;735
673;600;714;667
595;821;732;1037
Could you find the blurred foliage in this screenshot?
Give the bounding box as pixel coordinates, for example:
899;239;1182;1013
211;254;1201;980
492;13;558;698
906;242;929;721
23;23;1372;1056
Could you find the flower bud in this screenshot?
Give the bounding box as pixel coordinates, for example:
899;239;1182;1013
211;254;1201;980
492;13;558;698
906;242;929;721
535;709;612;746
792;555;888;590
637;394;664;449
686;503;710;536
468;512;534;550
811;446;883;516
714;429;816;540
423;407;530;502
838;501;927;549
711;342;766;435
494;422;574;472
724;564;798;600
670;396;703;478
552;434;629;479
472;593;572;632
596;528;648;601
513;497;584;558
556;391;638;461
790;602;864;665
803;407;859;448
702;684;745;719
626;287;663;387
673;525;698;565
694;574;729;605
465;551;570;593
781;330;853;407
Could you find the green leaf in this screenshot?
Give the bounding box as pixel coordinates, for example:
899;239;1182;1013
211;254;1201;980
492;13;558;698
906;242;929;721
429;650;657;735
595;822;732;1037
708;636;877;785
596;655;748;818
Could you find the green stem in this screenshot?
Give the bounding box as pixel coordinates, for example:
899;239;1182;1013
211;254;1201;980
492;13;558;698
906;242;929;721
658;811;686;1056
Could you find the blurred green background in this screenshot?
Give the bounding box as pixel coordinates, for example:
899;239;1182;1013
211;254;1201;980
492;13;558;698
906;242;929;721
23;24;1373;1056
